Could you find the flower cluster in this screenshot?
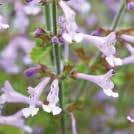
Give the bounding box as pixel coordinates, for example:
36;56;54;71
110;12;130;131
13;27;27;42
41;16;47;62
0;0;134;133
0;77;62;131
0;0;41;74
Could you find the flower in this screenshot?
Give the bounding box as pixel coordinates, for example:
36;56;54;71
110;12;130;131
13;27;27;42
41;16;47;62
82;32;122;67
22;77;50;118
0;15;9;30
123;56;134;64
82;32;116;57
0;59;20;74
59;0;83;43
0;36;34;74
23;3;41;15
70;113;77;134
22;105;39;118
68;0;91;14
127;115;134;123
103;0;120;14
0;78;50;118
0;81;30;105
42;79;62;115
126;44;134;54
0;110;32;133
73;69;119;98
13;2;29;34
127;1;134;10
105;55;123;67
122;45;134;65
120;34;134;44
24;65;42;77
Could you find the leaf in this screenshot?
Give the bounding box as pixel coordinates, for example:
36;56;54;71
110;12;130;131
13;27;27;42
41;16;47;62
75;62;89;73
30;45;52;65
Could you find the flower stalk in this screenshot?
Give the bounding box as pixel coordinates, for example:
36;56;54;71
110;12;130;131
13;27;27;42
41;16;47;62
111;0;126;30
51;0;66;134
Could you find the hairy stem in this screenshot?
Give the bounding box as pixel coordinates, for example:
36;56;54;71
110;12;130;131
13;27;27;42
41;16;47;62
45;3;51;31
52;0;66;134
44;3;55;65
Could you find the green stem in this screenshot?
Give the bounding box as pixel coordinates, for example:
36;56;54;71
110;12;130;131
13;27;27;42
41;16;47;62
44;4;55;65
111;1;126;114
111;0;126;30
45;4;51;31
52;0;66;134
110;1;126;132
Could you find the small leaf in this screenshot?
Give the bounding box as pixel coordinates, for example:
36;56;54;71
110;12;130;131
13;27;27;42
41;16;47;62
30;45;52;65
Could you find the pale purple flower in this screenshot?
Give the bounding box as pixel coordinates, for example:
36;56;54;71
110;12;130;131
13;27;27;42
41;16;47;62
122;44;134;65
126;44;134;54
24;65;42;77
0;78;50;118
106;44;134;66
0;81;30;105
82;32;122;67
127;115;134;123
42;79;62;115
74;69;119;98
59;0;83;43
95;90;109;101
105;55;123;67
86;14;98;27
22;106;39;118
0;15;9;30
120;34;134;44
0;59;20;74
90;28;103;36
13;1;29;34
0;110;32;133
105;104;117;118
68;0;91;14
82;32;116;57
22;77;50;118
23;3;41;15
127;1;134;10
59;1;121;66
70;113;77;134
123;56;134;64
103;0;120;14
0;36;34;74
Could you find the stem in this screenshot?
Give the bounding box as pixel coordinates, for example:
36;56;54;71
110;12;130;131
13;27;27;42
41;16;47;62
45;3;51;31
52;0;66;134
111;0;126;30
44;4;55;65
111;0;126;115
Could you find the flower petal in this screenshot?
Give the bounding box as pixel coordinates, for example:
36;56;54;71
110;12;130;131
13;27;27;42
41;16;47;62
42;104;51;113
52;106;62;115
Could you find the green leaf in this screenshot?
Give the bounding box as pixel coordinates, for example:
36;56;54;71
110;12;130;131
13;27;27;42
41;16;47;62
30;45;52;65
